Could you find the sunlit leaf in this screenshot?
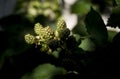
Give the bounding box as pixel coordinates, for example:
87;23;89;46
107;30;118;42
21;63;67;79
79;38;95;51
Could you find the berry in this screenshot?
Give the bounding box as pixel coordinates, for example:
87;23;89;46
34;23;43;35
48;39;60;50
59;28;70;40
56;18;67;37
24;34;35;44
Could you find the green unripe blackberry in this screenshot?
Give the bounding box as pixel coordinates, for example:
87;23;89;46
34;23;43;35
55;18;67;37
24;34;35;44
34;24;55;43
42;26;55;42
56;18;67;33
57;18;67;29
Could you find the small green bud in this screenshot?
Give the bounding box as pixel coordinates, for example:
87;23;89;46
24;34;35;44
34;36;42;45
40;44;49;52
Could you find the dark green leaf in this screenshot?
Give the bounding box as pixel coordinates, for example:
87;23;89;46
107;6;120;28
85;8;108;46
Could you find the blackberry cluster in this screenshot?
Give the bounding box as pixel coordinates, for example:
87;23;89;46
24;18;79;54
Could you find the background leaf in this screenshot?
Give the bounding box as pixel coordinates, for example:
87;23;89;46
107;6;120;28
115;0;120;5
85;8;108;46
71;0;91;15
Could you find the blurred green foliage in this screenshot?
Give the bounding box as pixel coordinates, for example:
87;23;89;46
15;0;61;22
71;0;91;16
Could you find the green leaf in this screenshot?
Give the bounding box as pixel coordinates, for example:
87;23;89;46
72;21;88;36
85;8;108;46
108;30;118;42
107;6;120;28
115;0;120;5
21;63;67;79
79;38;95;51
71;0;91;15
